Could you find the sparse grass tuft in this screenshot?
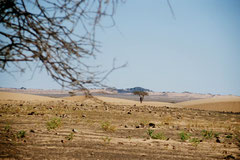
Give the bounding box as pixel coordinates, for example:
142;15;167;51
46;117;62;130
147;129;166;140
66;133;74;140
101;121;116;132
179;131;191;141
201;130;213;139
189;137;200;146
225;134;233;139
102;136;111;144
214;132;220;138
16;130;26;138
147;129;154;137
4;125;11;132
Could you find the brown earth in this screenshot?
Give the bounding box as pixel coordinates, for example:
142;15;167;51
178;96;240;113
0;92;240;160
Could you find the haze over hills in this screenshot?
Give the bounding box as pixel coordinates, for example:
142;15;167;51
0;86;239;103
0;90;240;113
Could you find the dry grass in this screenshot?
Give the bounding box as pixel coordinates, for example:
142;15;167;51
0;93;240;159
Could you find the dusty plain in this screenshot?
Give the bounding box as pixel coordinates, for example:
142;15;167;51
0;91;240;159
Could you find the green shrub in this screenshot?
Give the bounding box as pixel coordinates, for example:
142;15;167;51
101;121;116;132
214;132;220;138
66;133;74;140
190;137;200;146
102;136;111;144
147;129;154;137
201;130;213;139
17;130;26;138
47;117;62;130
147;129;166;140
226;134;233;139
179;131;191;141
4;125;11;132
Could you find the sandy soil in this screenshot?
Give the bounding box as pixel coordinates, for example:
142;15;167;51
178;96;240;113
0;92;61;102
95;96;176;107
0;92;239;160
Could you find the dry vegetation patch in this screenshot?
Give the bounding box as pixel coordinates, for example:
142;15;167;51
0;94;239;159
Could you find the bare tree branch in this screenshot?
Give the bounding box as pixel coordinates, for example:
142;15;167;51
0;0;126;92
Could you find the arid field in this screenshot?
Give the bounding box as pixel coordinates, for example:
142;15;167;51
0;91;239;159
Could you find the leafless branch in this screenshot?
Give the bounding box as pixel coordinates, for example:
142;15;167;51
0;0;125;91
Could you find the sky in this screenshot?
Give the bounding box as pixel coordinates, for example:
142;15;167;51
0;0;240;95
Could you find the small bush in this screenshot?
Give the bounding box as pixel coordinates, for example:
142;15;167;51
190;137;200;146
101;121;116;132
201;130;213;139
66;133;74;140
179;131;191;141
214;132;220;138
147;129;154;137
16;130;26;138
102;136;111;144
147;129;166;140
226;134;233;139
4;125;11;132
47;117;62;130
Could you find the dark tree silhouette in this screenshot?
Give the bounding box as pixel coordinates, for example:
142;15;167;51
133;91;149;103
0;0;126;92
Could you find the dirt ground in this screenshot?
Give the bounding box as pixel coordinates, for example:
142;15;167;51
0;93;240;159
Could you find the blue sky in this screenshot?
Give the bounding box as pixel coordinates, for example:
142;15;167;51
1;0;240;95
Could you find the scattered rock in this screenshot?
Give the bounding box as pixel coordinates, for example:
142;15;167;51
176;115;181;119
133;104;136;106
82;114;86;118
136;125;140;128
30;129;35;133
149;123;156;128
216;137;221;143
224;155;235;160
80;104;84;106
139;123;144;128
118;142;124;145
127;111;131;115
105;106;108;111
28;112;35;115
61;140;64;143
72;129;78;133
19;104;23;106
124;125;128;128
60;114;68;118
141;154;147;157
7;139;12;142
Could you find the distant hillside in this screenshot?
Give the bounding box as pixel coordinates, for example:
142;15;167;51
117;87;152;93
